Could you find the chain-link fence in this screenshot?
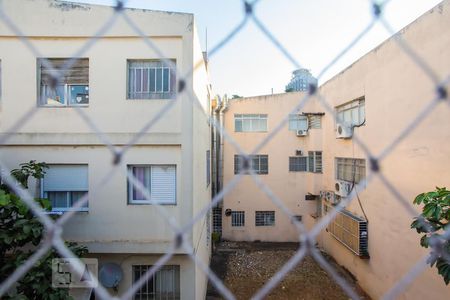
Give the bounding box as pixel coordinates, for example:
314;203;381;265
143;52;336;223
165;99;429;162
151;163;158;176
0;0;449;299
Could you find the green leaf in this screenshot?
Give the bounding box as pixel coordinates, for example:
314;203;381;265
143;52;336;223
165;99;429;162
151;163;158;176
420;235;429;248
414;193;425;205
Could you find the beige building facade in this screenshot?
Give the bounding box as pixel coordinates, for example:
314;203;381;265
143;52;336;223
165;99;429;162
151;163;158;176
0;0;211;299
221;1;450;299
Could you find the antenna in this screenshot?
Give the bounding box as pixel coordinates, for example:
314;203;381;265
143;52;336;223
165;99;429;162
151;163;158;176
205;27;208;54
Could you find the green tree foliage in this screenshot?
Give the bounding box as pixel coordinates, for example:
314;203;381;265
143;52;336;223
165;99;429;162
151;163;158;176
411;187;450;285
0;161;88;299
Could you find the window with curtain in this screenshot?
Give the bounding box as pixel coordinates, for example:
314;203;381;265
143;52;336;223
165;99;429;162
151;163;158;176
38;58;89;106
128;165;176;204
127;60;176;99
41;165;89;211
234;114;268;132
336;97;365;126
133;265;180;300
288;114;308;131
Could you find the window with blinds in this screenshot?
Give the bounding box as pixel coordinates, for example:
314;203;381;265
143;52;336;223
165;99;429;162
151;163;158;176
128;165;176;204
133;265;180;300
308;115;322;129
41;165;89;211
127;60;176;99
38;58;89;106
335;158;366;183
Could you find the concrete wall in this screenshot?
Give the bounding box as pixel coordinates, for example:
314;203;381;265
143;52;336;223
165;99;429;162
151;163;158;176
0;1;211;299
222;93;323;241
221;1;450;299
318;2;450;299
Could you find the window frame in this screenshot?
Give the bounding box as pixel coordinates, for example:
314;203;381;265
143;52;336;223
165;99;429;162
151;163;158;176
126;59;176;100
37;58;89;107
335;157;366;183
234;154;268;175
231;211;245;227
127;164;177;205
234;114;268;132
40;164;89;212
255;211;275;227
132;265;180;300
289;151;322;173
335;97;365;127
288;114;308;131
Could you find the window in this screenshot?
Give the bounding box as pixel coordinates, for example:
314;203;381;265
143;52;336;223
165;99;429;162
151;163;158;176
255;211;275;226
41;165;88;212
336;97;365;126
288;114;308;131
308;115;322;129
289;156;307;172
234;114;268;132
234;155;268;175
133;265;180;300
206;150;211;187
127;60;176;99
289;152;322;173
308;151;322;173
335;158;366;183
292;215;302;222
128;165;176;204
38;58;89;106
231;211;245;227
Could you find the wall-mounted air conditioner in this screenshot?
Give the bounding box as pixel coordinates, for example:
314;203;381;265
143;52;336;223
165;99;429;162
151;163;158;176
335;180;352;197
327;208;369;258
324;190;339;205
296;129;308;137
336;122;353;139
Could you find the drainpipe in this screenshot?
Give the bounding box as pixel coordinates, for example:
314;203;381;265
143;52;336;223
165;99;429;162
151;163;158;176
211;96;222;198
218;95;229;195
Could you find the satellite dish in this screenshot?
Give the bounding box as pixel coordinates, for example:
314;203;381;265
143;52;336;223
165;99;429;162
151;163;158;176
99;263;123;288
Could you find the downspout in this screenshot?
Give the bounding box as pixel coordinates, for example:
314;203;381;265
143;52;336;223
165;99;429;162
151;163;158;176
212;96;222;198
218;95;229;195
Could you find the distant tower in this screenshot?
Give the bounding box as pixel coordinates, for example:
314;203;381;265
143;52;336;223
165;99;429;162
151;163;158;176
285;69;317;92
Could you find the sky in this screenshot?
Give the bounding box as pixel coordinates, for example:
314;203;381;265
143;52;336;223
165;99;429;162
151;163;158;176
62;0;442;97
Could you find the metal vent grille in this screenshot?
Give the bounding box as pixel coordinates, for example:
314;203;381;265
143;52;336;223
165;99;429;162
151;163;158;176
326;205;368;257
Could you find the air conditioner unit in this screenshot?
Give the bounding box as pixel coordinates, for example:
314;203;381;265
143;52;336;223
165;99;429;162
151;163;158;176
295;150;303;156
335;180;352;197
296;129;308;137
336;122;353;139
325;191;339;205
327;209;369;258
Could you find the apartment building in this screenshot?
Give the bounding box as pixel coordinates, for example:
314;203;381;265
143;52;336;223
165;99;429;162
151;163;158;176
220;1;450;299
0;0;211;299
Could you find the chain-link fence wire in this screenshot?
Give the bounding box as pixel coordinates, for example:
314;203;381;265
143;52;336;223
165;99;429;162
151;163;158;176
0;0;448;299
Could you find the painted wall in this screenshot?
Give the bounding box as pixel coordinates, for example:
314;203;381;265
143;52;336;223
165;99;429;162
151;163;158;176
221;1;450;299
222;93;323;242
0;1;211;299
317;1;450;299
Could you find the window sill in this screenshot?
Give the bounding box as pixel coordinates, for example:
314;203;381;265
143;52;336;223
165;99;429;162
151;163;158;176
128;201;177;206
38;104;89;108
44;209;89;215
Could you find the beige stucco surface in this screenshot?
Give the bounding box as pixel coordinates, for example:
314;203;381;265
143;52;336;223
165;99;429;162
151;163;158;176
0;1;211;299
221;1;450;299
